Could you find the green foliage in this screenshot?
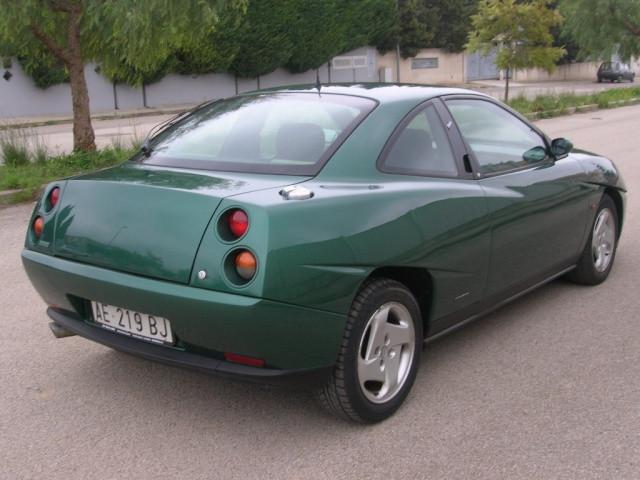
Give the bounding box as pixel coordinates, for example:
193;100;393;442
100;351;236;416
467;0;566;72
431;0;479;52
376;0;436;58
560;0;640;62
509;86;640;117
286;0;346;73
0;0;246;87
228;0;294;78
18;55;69;89
0;146;134;202
375;0;480;56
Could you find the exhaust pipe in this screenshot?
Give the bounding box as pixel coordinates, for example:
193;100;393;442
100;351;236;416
49;322;76;339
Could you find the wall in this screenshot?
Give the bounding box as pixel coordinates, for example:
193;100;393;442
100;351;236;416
377;48;466;84
0;47;379;119
512;62;600;82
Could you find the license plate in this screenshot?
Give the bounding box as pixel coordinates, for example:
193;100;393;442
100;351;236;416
90;301;174;345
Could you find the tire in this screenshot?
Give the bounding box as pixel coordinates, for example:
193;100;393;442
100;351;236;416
567;194;618;285
315;278;423;423
597;77;602;83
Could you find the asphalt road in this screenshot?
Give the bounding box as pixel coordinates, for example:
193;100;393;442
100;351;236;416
1;105;639;479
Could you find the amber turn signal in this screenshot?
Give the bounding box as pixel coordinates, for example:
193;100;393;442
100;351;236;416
33;216;44;238
235;250;257;280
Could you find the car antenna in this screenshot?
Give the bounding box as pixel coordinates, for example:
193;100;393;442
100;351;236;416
315;70;322;95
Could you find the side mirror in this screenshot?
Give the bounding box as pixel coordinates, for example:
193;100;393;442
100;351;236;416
523;146;548;163
551;138;573;158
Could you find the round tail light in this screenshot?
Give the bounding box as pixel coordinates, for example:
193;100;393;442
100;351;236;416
228;209;249;238
48;187;60;210
235;250;257;280
33;216;44;238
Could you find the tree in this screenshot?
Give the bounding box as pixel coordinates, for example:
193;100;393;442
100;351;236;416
375;0;437;58
0;0;243;151
431;0;479;52
228;0;295;78
467;0;565;101
560;0;640;62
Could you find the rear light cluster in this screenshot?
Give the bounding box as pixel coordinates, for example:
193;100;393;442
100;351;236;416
216;208;258;284
32;186;61;239
33;217;44;238
48;187;60;210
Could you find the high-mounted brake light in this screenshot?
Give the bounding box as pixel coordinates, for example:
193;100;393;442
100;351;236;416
228;209;249;238
33;216;44;238
48;187;60;210
235;250;257;280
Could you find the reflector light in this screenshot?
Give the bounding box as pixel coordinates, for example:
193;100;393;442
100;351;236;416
224;352;265;367
49;187;60;209
33;217;44;238
235;250;257;280
228;209;249;238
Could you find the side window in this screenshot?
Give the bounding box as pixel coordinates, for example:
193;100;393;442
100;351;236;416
446;99;547;175
382;104;458;176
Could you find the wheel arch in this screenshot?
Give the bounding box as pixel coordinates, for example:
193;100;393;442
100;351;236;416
364;266;434;338
604;187;624;237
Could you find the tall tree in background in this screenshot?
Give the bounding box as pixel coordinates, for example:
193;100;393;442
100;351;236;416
0;0;244;151
467;0;565;101
560;0;640;61
432;0;479;52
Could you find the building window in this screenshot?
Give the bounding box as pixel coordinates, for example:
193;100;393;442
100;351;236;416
411;58;439;69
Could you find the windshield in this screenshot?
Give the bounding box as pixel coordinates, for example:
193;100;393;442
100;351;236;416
138;93;376;175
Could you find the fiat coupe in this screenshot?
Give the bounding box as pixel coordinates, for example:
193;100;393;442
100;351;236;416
22;84;626;423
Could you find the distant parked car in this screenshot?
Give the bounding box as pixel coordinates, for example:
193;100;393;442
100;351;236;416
598;62;635;82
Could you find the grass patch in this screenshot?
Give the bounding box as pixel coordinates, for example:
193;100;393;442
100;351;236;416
509;86;640;117
0;147;134;203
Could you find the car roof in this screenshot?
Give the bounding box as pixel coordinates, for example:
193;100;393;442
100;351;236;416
241;83;488;106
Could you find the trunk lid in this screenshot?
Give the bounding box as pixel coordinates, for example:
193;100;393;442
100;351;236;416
52;163;303;283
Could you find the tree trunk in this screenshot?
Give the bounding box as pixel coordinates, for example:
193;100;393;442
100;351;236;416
65;6;95;151
505;67;510;103
67;60;95;151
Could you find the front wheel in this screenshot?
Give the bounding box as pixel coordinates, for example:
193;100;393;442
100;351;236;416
315;278;423;423
567;195;618;285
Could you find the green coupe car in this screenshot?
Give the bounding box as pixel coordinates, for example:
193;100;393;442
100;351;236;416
22;84;626;423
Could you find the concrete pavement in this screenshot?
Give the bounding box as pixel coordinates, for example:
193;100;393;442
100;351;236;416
1;105;639;479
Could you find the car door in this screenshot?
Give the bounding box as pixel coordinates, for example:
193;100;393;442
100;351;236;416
444;96;592;298
377;100;491;328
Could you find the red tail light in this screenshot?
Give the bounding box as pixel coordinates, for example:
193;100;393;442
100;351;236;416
235;250;257;280
48;187;60;210
224;352;265;368
33;216;44;238
228;209;249;238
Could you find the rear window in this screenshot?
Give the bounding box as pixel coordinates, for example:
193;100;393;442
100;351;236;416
138;93;376;175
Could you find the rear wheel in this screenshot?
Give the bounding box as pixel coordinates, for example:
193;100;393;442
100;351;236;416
567;195;618;285
315;278;422;423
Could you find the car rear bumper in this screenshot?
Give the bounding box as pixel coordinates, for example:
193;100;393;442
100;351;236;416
22;249;345;375
47;308;332;386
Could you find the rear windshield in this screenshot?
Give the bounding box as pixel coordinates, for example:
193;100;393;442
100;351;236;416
138;93;376;175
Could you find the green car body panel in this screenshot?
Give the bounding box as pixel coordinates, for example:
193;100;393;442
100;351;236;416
21;84;627;375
